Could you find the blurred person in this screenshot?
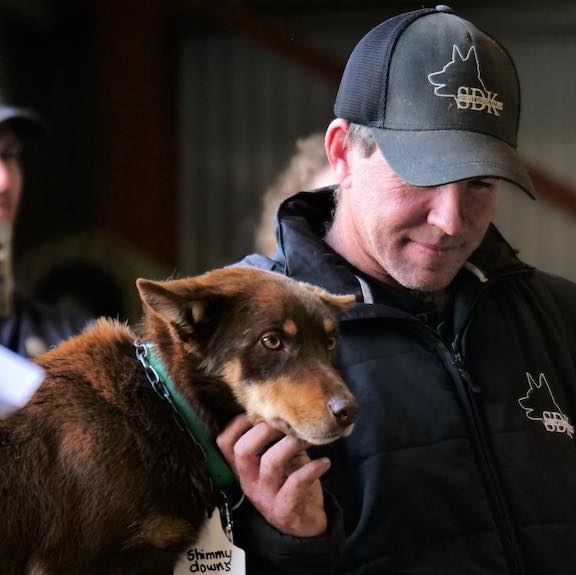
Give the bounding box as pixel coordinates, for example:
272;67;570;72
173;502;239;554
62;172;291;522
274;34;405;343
0;103;87;358
255;133;334;257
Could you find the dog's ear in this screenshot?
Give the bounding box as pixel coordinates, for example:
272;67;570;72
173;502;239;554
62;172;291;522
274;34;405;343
299;282;357;313
136;278;214;343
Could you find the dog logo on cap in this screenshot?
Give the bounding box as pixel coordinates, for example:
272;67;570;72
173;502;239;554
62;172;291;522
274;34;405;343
428;45;504;117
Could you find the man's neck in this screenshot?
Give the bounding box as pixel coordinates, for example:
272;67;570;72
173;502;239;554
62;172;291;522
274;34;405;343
415;289;450;317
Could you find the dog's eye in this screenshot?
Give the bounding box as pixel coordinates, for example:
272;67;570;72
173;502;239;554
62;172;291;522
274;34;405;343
261;333;283;350
327;336;337;351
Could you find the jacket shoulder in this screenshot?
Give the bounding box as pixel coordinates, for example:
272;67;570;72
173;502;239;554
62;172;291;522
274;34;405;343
233;253;285;273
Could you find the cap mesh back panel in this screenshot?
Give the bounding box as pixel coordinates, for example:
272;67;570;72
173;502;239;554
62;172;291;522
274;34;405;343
335;9;435;127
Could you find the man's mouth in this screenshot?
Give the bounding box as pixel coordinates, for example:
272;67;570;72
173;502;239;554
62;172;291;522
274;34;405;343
412;240;462;255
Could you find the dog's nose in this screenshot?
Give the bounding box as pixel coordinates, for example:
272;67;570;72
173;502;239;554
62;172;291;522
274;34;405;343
328;397;359;428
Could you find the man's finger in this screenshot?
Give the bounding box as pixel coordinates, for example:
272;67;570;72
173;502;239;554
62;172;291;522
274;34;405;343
257;434;312;489
216;414;252;470
273;457;331;537
230;421;285;482
280;457;331;495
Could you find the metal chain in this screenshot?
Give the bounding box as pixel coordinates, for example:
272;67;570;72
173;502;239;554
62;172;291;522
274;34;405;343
221;493;234;544
134;340;205;460
134;340;164;398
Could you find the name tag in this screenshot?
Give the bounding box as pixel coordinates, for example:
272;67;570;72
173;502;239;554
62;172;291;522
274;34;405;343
0;345;45;417
174;510;245;575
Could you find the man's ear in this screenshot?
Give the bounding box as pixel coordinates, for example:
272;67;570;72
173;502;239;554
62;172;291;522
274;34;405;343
325;119;352;185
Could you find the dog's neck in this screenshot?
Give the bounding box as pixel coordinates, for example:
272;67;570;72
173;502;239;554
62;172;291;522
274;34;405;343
138;344;238;488
136;340;237;489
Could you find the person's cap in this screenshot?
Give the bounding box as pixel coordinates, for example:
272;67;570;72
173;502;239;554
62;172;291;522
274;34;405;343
0;104;47;140
334;5;535;198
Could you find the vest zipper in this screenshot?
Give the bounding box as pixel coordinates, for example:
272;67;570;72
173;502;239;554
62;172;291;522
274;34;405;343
451;341;525;575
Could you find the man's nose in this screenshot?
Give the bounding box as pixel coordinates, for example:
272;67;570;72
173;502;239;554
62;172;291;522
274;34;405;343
426;183;466;236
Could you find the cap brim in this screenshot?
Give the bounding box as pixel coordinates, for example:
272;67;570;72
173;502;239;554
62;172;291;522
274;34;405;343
370;127;536;199
0;106;47;140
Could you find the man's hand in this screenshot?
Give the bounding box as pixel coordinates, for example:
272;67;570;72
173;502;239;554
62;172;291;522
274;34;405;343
217;415;331;537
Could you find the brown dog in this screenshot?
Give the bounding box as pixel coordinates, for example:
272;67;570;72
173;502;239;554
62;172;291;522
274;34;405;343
0;266;358;574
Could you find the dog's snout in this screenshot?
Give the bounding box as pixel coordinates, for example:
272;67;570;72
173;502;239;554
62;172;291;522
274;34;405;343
328;397;359;428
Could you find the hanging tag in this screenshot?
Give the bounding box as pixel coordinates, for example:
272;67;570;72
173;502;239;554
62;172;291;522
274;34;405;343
174;510;246;575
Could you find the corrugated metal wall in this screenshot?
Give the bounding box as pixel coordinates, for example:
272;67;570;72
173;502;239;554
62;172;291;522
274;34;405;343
492;20;576;279
179;7;576;280
179;31;334;274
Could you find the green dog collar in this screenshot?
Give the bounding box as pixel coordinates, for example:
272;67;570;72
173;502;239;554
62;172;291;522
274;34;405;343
136;340;237;489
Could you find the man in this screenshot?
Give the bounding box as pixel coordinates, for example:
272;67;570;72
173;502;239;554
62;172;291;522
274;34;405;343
0;103;87;358
219;5;576;574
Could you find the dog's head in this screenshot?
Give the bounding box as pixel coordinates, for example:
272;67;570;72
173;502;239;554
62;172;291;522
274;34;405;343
136;267;358;445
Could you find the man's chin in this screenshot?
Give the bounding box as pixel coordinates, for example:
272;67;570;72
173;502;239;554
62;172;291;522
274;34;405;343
394;268;459;294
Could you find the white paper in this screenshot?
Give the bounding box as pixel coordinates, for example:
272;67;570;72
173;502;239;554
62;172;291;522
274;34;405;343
174;510;246;575
0;344;45;416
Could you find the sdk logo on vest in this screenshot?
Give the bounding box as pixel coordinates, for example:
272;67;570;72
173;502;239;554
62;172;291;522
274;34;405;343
518;372;574;438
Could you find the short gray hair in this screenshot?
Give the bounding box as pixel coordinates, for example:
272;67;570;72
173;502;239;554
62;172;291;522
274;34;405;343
343;123;377;158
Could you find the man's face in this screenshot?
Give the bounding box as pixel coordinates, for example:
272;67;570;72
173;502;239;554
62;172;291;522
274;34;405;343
0;124;23;225
336;144;499;293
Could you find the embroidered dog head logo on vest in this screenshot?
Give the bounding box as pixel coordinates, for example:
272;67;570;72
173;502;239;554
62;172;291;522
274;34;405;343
518;372;574;438
428;45;504;117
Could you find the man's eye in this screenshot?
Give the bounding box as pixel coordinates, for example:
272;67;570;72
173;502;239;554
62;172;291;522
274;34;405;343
261;333;283;350
468;178;495;191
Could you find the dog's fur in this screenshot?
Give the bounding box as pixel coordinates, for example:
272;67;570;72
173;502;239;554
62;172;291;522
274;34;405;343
0;266;358;574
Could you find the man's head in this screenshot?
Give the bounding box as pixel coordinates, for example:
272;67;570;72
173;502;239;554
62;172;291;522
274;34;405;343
326;120;499;294
333;5;534;198
0;105;45;225
324;6;530;295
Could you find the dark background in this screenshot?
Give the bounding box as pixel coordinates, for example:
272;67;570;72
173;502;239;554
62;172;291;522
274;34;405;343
4;0;576;321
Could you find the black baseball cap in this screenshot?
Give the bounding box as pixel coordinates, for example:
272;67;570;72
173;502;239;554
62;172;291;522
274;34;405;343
0;104;46;140
334;5;535;198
